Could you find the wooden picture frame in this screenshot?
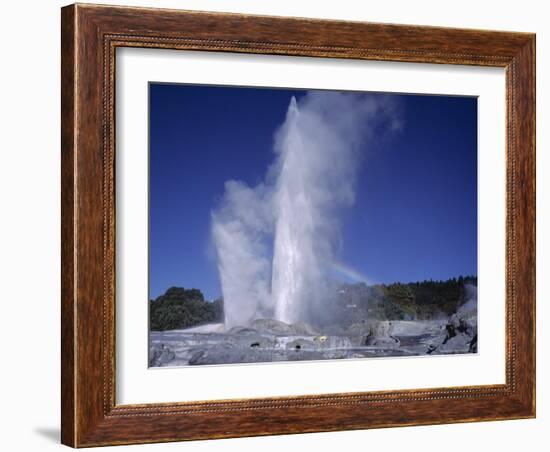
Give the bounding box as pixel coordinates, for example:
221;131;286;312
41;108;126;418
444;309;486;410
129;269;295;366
61;3;535;447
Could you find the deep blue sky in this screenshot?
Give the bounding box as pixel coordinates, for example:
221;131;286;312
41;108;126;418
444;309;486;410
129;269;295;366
149;83;477;300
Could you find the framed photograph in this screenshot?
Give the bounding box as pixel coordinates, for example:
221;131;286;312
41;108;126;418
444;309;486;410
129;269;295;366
61;3;536;447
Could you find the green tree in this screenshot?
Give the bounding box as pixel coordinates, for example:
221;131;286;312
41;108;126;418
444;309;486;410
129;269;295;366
149;287;224;331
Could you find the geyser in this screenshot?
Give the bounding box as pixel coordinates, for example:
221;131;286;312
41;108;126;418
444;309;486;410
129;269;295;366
212;91;399;329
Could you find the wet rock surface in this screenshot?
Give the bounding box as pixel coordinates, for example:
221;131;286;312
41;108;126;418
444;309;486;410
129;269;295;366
149;315;478;367
149;344;176;367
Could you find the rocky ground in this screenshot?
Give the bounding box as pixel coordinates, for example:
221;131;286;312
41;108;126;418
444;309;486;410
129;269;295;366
149;314;478;367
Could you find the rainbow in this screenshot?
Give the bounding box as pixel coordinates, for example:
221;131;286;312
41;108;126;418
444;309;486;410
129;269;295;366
330;260;373;285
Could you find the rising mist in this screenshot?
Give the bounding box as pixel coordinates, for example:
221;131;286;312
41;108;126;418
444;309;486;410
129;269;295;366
211;91;400;328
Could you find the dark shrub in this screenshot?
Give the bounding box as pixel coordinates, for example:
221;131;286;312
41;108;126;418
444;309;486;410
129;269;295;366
149;287;224;331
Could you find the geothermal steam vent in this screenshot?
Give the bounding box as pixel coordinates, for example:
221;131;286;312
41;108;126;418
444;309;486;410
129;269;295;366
212;92;390;329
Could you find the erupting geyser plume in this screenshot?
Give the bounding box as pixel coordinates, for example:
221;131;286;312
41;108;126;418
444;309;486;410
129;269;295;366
212;91;400;329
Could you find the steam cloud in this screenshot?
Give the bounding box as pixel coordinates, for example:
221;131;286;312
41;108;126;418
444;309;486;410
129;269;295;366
212;91;400;328
459;283;478;316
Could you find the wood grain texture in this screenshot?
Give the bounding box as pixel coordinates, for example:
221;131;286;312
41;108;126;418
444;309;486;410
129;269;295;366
60;5;76;447
61;3;536;447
